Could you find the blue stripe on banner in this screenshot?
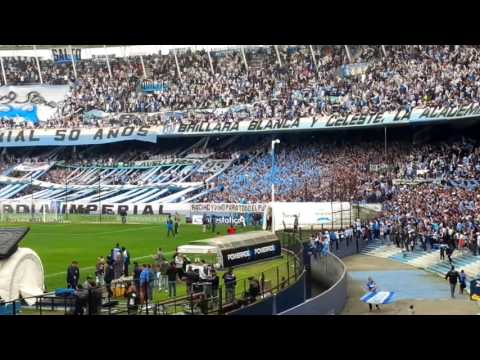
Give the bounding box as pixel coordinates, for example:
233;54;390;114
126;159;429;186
361;291;396;304
383;292;395;304
360;292;377;303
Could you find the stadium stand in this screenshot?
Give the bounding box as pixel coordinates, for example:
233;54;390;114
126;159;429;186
2;44;480;315
2;45;480;129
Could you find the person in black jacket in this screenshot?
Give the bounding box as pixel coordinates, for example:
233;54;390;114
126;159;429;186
73;285;88;315
185;266;195;295
446;246;454;264
133;262;142;292
209;270;219;306
104;261;115;299
223;268;237;304
67;261;80;289
445;266;460;298
246;276;260;303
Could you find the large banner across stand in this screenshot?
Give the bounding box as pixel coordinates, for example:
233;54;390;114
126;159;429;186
0;126;157;147
2;103;480;146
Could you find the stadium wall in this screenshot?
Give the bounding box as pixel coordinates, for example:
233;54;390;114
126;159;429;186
227;273;306;315
279;254;347;315
228;233;367;315
278;234;368;315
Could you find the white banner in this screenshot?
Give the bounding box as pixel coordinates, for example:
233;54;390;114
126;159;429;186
13;163;51;172
0;126;156;147
1;103;480;147
190;203;266;213
271;202;352;231
192;214;204;224
169;103;480;136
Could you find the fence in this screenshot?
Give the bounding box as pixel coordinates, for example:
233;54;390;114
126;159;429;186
280;253;348;315
0;232;304;315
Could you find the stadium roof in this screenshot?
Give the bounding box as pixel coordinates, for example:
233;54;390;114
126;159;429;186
191;231;277;250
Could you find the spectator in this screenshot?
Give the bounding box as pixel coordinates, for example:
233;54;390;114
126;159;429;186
445;266;460;298
95;257;105;286
209;269;220;305
167;215;175;237
223;267;237;304
166;262;177;297
227;224;237;235
174;252;185;280
104;260;114;299
147;264;155;302
122;247;130;277
174;212;180;235
66;261;80;289
246;276;261;302
133;262;142;293
139;264;150;304
459;270;467;295
125;282;139;315
159;259;169;292
185;266;196;295
365;276;380;311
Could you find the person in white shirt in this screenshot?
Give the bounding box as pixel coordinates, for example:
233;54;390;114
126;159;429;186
175;253;185;280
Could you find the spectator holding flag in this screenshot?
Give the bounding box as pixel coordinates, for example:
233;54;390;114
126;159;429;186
365;277;380;311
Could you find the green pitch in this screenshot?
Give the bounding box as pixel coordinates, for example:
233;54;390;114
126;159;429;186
1;222;292;303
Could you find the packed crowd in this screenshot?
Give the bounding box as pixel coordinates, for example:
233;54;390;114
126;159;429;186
376;184;480;255
3;45;480;130
207;137;480;204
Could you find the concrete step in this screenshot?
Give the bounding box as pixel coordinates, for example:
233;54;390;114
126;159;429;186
363;243;479;295
409;251;441;267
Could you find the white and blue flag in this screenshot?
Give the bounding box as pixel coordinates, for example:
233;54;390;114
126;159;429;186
360;291;395;305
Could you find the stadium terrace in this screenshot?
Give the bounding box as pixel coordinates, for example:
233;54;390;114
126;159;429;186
1;45;480;316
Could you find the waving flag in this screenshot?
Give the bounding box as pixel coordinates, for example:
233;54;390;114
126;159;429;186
360;291;395;305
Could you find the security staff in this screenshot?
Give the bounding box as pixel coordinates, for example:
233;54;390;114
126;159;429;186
67;261;80;289
445;266;460;298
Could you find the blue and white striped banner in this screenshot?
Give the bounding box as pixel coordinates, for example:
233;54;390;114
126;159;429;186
360;291;395;305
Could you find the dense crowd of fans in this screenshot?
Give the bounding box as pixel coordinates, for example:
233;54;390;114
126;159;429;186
3;45;480;130
206;137;480;203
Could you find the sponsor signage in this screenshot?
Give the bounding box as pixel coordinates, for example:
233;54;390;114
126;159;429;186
0;201;262;217
0;202;167;216
190;203;266;214
52;48;81;63
192;213;254;226
221;240;281;267
271;202;352;231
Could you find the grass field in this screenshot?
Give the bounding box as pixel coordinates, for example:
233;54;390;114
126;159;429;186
2;222;294;303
